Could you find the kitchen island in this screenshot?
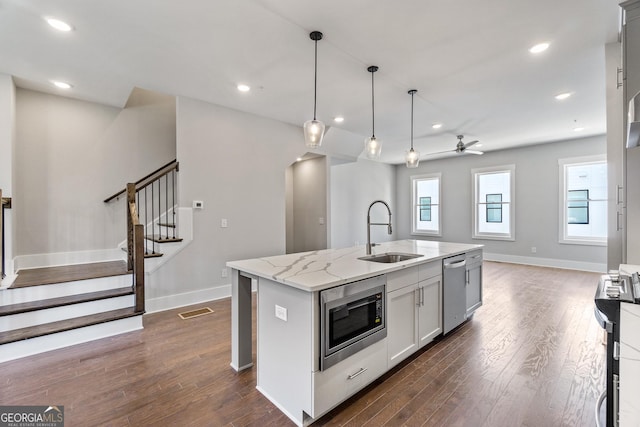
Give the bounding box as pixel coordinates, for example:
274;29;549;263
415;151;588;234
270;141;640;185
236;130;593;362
227;239;482;426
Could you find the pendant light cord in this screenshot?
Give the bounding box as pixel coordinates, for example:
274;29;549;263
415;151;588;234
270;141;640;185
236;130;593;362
371;68;375;138
313;38;318;120
410;91;414;150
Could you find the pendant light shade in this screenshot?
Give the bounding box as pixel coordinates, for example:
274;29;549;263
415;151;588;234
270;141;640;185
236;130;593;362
406;89;420;168
365;66;381;159
304;31;325;148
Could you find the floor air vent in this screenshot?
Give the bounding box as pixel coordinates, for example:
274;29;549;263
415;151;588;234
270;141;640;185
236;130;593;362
178;307;214;320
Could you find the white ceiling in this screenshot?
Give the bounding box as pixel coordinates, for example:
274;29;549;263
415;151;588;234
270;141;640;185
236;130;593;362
0;0;621;164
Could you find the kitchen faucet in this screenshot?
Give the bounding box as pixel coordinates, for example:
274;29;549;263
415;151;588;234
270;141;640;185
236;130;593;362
366;200;392;255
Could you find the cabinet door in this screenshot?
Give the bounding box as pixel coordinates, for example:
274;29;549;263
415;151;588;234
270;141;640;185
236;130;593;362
466;264;482;316
418;275;442;348
387;284;419;368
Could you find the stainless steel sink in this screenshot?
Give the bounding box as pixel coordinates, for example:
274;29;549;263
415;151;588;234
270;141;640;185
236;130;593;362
358;252;424;263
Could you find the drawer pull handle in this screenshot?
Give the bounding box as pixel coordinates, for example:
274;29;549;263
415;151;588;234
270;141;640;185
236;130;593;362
347;367;368;380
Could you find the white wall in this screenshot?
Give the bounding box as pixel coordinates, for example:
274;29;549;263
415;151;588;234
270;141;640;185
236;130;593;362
165;96;305;297
330;159;396;249
395;135;607;271
289;156;328;253
14;88;176;258
0;74;15;274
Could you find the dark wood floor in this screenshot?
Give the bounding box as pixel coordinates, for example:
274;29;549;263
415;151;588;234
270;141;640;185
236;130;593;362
0;261;604;426
11;260;129;288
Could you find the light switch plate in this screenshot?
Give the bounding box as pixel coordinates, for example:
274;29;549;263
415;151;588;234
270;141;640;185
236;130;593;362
275;305;287;321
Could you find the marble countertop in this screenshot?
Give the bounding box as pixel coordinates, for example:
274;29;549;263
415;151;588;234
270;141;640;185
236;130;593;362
227;239;483;292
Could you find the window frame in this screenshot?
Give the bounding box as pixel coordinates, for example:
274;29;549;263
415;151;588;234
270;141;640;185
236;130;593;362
558;155;607;246
471;165;515;241
411;173;442;237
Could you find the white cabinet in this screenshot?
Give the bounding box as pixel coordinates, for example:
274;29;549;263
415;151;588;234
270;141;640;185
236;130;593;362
387;261;442;368
418;274;443;347
312;338;387;417
465;250;483;317
620;302;640;425
623;0;640;263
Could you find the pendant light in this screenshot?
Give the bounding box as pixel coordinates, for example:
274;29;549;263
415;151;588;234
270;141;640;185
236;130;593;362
406;89;420;168
364;66;381;159
304;31;325;148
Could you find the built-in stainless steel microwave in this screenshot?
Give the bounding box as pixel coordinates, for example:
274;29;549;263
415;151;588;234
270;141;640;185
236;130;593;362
320;274;386;371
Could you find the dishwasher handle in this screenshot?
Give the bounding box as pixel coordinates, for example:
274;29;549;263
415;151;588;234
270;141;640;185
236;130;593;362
444;259;466;269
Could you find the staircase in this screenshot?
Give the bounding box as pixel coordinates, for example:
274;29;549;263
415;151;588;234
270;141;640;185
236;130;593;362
0;160;182;363
0;261;143;363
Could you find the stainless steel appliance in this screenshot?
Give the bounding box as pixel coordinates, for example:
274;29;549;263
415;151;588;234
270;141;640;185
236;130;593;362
443;254;467;334
594;272;637;427
320;274;386;370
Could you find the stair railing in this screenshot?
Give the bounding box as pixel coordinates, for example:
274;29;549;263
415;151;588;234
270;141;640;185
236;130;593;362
105;160;179;258
1;189;11;280
127;183;145;313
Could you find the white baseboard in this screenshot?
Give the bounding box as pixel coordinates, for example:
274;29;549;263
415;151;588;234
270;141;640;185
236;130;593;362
0;315;143;364
145;285;231;313
484;252;607;273
14;248;126;272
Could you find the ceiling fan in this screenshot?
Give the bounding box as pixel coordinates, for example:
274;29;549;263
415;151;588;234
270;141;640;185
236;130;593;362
429;135;484;156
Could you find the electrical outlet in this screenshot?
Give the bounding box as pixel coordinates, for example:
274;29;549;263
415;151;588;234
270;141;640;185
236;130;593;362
531;247;537;253
275;305;287;321
221;268;228;278
221;218;228;228
319;217;325;225
193;200;204;209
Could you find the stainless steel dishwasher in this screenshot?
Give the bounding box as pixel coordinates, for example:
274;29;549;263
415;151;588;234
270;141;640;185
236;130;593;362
443;254;467;334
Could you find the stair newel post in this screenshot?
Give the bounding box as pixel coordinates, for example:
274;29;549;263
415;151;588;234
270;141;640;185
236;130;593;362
126;183;135;272
133;220;145;313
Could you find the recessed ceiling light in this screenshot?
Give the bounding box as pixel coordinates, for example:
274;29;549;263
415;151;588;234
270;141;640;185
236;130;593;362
237;84;250;92
51;81;72;89
529;42;550;54
334;116;344;123
555;92;572;100
432;123;443;129
573;127;585;132
296;157;302;162
46;18;73;32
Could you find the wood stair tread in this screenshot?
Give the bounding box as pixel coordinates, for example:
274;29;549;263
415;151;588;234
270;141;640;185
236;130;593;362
11;261;129;289
0;307;142;345
145;234;183;243
0;287;134;316
157;222;176;228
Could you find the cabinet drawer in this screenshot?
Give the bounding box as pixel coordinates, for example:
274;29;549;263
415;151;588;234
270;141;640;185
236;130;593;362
387;266;419;292
312;338;387;417
419;260;441;281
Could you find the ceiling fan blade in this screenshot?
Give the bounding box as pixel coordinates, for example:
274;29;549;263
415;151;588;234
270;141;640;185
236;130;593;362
463;140;479;148
425;149;456;156
465;150;484;155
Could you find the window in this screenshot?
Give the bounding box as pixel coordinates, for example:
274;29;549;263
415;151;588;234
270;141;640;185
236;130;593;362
559;156;606;245
486;194;502;223
567;190;589;224
472;165;515;240
419;197;432;221
411;173;441;236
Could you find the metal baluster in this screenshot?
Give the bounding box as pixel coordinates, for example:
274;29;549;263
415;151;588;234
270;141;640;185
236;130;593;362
157;178;161;242
151;181;157;253
165;173;169;240
172;170;176;239
145;187;149;255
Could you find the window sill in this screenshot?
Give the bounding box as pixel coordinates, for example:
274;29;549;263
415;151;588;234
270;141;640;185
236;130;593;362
559;238;606;247
472;234;515;242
